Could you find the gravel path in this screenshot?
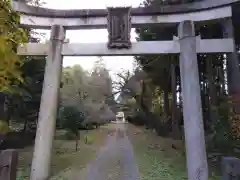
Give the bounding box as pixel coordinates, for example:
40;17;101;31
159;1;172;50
84;123;140;180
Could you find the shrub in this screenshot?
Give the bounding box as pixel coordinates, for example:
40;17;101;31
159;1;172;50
58;105;85;151
58;106;85;132
128;110;147;126
82;122;96;130
211;99;240;153
0;120;12;134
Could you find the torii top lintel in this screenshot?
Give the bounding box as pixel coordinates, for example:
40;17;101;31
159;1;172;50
12;0;240;29
12;0;239;18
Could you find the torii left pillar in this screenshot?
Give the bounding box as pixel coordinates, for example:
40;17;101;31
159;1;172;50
30;25;65;180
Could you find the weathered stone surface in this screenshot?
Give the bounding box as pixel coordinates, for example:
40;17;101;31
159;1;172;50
107;7;131;49
30;25;65;180
222;157;240;180
178;20;208;180
12;0;240;18
0;149;18;180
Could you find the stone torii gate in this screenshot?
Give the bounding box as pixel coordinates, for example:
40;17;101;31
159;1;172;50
12;0;240;180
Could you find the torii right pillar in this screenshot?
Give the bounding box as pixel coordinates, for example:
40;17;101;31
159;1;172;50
222;18;240;115
178;20;208;180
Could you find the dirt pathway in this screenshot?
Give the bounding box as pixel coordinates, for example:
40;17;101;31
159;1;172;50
51;123;220;180
80;123;140;180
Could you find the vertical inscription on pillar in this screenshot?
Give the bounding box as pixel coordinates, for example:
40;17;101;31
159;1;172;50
107;7;131;49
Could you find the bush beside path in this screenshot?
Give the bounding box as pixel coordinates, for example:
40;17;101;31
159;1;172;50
17;125;112;180
17;123;221;180
126;124;220;180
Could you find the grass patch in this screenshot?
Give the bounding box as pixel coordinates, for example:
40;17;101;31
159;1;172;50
16;124;112;180
127;124;220;180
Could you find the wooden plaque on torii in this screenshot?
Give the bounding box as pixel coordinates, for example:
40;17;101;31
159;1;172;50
107;7;132;49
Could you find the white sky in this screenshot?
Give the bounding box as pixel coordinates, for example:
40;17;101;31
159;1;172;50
38;0;143;78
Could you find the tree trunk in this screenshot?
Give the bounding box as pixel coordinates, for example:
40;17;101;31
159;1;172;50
207;55;217;106
0;93;10;123
0;94;5;120
139;80;151;127
75;131;80;151
23;118;28;133
198;57;208;129
218;58;226;97
5;96;12;125
75;138;78;151
171;64;181;139
206;55;219;130
163;82;170;121
140;81;145;110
